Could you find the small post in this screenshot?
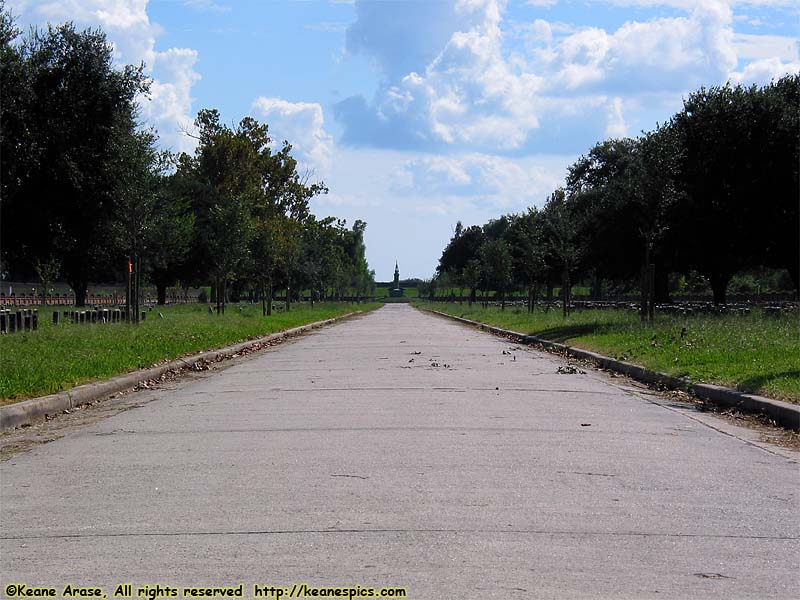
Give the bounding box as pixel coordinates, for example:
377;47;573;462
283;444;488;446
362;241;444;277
53;311;60;325
125;256;132;322
32;310;39;331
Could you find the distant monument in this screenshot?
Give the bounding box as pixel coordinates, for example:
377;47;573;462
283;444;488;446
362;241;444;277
389;261;404;298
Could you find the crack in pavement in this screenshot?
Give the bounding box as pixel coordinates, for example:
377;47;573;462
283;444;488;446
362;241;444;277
2;528;798;542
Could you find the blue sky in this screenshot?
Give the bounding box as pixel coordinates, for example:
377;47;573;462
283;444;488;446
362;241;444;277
8;0;800;280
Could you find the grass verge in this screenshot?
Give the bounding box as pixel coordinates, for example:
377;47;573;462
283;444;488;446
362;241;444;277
0;302;379;404
418;302;800;403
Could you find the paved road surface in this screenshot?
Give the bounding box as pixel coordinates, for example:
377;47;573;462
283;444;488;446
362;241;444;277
1;304;798;599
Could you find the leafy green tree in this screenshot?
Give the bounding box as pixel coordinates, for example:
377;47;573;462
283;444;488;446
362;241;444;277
669;82;779;304
438;222;485;302
479;238;513;310
179;109;268;313
504;209;547;312
542;189;580;317
567;132;679;320
462;258;482;306
1;19;149;305
145;169;195;305
757;75;799;295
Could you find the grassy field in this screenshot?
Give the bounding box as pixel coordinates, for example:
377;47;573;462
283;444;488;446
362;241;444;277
418;302;800;403
0;302;379;404
375;286;420;298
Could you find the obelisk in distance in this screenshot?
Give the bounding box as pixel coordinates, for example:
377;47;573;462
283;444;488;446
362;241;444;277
390;261;404;297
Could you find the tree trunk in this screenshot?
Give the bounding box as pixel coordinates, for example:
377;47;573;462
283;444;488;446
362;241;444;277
70;277;88;307
267;282;273;316
590;271;601;301
134;255;141;324
562;270;570;318
221;278;227;314
640;245;650;323
653;264;671;304
261;280;267;316
709;273;730;305
156;283;167;306
647;264;655;323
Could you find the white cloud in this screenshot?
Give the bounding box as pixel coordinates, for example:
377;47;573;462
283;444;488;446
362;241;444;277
145;48;201;153
251;97;334;177
182;0;230;13
605;97;628;137
393;152;566;212
733;33;799;61
8;0;201;154
728;56;800;84
336;0;798;154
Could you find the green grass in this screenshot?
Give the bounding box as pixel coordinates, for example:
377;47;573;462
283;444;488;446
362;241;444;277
374;286;419;298
0;302;379;403
418;302;800;403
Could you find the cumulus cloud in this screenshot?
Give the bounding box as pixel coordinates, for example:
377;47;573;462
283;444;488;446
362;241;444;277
335;0;799;154
338;0;545;152
392;152;566;212
345;0;469;80
8;0;201;153
251;97;334;176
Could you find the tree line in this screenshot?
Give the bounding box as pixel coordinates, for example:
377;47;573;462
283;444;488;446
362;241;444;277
0;6;374;311
436;74;799;315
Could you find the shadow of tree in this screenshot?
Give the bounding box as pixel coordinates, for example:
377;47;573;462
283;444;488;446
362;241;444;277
736;370;800;395
530;324;602;343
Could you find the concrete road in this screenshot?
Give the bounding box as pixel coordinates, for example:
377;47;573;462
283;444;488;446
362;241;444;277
1;304;798;599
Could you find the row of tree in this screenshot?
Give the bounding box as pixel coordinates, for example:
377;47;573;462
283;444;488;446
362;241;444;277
0;6;374;311
436;74;799;314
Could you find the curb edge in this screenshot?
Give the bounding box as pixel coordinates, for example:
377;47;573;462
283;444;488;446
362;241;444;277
419;307;800;431
0;311;361;431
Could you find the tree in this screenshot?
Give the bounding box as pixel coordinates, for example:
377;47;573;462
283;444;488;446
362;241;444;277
504;209;547;312
462;258;482;307
179;110;268;313
109;127;167;320
1;20;149;306
340;220;372;302
479;238;513;310
566;133;679;320
670;83;769;304
438;223;485;302
757;75;799;295
542;189;580;317
146;171;195;305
